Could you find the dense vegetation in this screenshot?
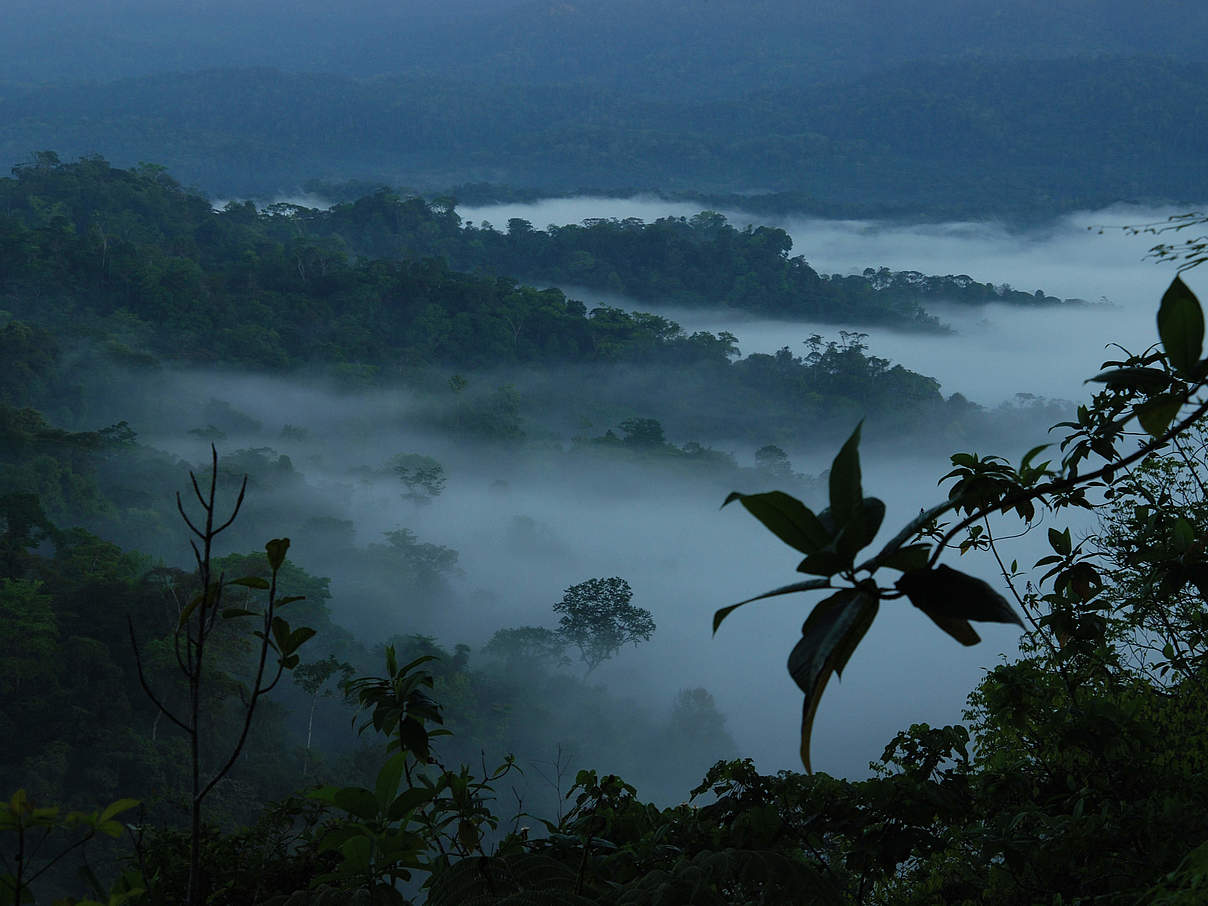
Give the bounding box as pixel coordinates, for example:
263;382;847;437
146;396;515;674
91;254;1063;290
5;152;1208;904
6;277;1208;904
1;155;1066;453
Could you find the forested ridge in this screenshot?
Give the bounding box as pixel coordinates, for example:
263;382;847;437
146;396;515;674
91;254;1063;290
4;152;1208;906
2;56;1205;216
2;154;1064;452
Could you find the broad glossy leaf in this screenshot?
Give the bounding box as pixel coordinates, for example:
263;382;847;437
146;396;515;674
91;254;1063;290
856;500;952;573
221;607;257;620
97;798;140;824
895;565;1024;643
787;588;878;772
265;537;290;571
1174;517;1196;552
388;787;435;821
835;496;886;561
712;578;831;633
339;835;374;872
1134;393;1183;438
796;547;847;577
723;491;831;554
230;576;270;590
828;422;864;525
1087;367;1172;393
332;786;379;821
283;626;316;654
375;753;407;807
1158;276;1204;378
177;589;208;629
922;614;981;646
876;543;932;572
1048;527;1072;556
271;616;291;649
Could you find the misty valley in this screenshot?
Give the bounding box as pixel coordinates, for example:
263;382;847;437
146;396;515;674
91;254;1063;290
4;148;1208;905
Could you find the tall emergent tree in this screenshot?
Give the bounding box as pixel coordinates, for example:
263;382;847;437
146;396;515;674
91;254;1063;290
554;577;655;674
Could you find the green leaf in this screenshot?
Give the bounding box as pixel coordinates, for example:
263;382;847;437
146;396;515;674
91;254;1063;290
97;798;139;824
177;591;205;629
1173;517;1196;552
277;595;306;606
796;547;847;577
1134;393;1184;438
98;818;126;838
1158;275;1204;377
332;786;380;821
828;422;864;524
230;575;270;590
712;578;832;633
919;613;981;646
1087;367;1173;393
221;607;258;620
835;496;886;561
1021;444;1051;470
375;753;407;807
895;565;1024;645
722;491;831;554
856;500;953;573
787;588;878;772
339;834;374;871
1048;527;1072;556
877;543;932;572
265;537;290;572
387;787;435;821
283;627;316;655
271;616;291;650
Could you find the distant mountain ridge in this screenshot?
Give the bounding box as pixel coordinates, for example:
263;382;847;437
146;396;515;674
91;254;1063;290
1;55;1204;218
4;0;1206;99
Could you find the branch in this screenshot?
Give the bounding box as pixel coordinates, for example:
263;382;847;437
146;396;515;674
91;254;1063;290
197;569;281;803
127;618;190;734
929;394;1208;568
212;476;248;535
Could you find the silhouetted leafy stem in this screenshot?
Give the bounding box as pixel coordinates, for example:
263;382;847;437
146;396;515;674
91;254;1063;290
719;276;1208;771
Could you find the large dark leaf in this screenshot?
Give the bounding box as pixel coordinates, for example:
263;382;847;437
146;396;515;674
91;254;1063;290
1087;367;1173;393
723;491;832;555
332;786;379;821
798;498;887;573
787;588;879;772
796;546;847;577
836;496;886;561
856;500;952;573
712;578;832;633
895;565;1023;646
1158;276;1204;378
828;422;864;525
266;537;290;571
1134;393;1183;438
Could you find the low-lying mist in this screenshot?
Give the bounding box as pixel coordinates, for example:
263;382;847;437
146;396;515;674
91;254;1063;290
461;199;1202;404
64;201;1207;795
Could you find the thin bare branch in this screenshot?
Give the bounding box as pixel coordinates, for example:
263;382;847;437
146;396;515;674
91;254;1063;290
212;476;249;535
176;492;205;539
128;618;190;734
